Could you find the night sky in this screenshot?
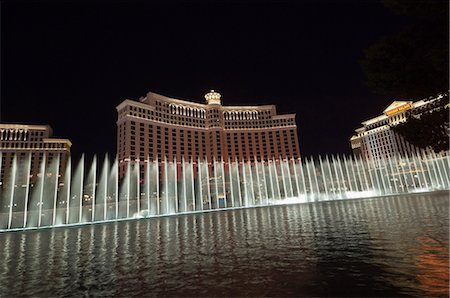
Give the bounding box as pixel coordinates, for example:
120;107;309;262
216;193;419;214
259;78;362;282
2;0;413;159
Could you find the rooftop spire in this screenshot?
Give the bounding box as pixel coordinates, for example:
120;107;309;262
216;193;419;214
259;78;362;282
205;90;221;105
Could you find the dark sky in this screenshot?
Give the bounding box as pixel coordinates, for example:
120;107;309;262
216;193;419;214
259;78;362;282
1;0;412;159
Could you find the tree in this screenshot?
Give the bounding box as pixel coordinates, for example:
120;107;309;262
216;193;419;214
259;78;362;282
360;0;448;99
391;93;449;152
361;0;449;152
361;25;448;99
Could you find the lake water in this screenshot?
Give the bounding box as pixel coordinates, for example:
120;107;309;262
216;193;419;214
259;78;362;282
0;192;448;297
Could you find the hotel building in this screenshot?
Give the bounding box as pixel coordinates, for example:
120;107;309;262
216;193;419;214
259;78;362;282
116;90;301;177
0;124;72;185
350;96;442;160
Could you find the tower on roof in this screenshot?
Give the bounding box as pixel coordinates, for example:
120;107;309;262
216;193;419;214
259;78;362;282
205;90;221;105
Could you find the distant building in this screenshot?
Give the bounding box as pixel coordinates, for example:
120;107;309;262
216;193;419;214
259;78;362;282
350;95;442;160
116;90;301;177
0;124;72;185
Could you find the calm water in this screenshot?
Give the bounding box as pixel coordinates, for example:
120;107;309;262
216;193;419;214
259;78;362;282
0;192;448;297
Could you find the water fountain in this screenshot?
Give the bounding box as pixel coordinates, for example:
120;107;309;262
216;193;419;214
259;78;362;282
0;151;449;232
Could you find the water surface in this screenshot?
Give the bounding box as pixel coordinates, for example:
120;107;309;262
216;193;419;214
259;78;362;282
0;192;448;297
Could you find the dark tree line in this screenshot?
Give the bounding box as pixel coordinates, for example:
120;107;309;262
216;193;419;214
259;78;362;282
360;0;449;152
391;93;449;152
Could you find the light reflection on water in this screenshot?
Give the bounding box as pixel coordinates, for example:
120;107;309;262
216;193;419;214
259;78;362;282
0;192;448;297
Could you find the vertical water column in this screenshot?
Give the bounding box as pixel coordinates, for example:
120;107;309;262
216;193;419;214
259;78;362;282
427;152;441;188
277;158;286;199
37;154;46;227
233;158;242;207
411;153;425;189
365;157;377;194
204;158;213;210
136;160;141;216
440;153;450;188
227;157;235;207
358;155;370;192
0;153;3;228
319;156;328;197
325;155;336;198
247;160;256;205
204;159;212;210
350;155;363;193
88;155;97;222
51;154;61;226
262;160;269;205
305;157;315;200
403;153;415;192
343;155;354;193
9;154;29;228
242;161;248;206
279;158;288;199
406;153;418;192
254;157;261;204
378;157;389;194
126;161;131;218
7;155;17;229
291;158;301;198
400;154;413;192
156;159;160;215
23;153;32;228
64;157;72;225
101;155;109;221
336;155;348;195
113;158;119;219
305;157;314;197
285;158;295;198
415;152;428;189
267;159;275;201
444;154;450;183
434;152;450;188
272;158;282;201
22;152;37;228
350;155;361;193
172;158;178;213
189;158;196;211
220;157;228;208
311;157;321;197
298;158;307;199
37;155;60;227
393;155;406;193
374;157;384;194
213;158;220;209
381;157;394;194
373;156;384;194
163;157;169;214
181;157;187;212
331;155;342;198
0;152;2;204
72;154;84;224
144;156;156;216
145;158;151;215
387;155;398;193
196;158;204;211
398;155;412;192
422;151;437;189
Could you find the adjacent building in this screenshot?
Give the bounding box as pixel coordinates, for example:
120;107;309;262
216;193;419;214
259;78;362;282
350;96;442;160
116;90;301;177
0;124;72;185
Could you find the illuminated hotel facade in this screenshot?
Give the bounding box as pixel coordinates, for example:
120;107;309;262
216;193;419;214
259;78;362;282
350;96;442;160
116;90;301;177
0;124;72;185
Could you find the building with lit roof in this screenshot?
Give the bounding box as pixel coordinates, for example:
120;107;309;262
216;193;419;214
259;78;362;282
350;95;442;160
116;90;301;177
